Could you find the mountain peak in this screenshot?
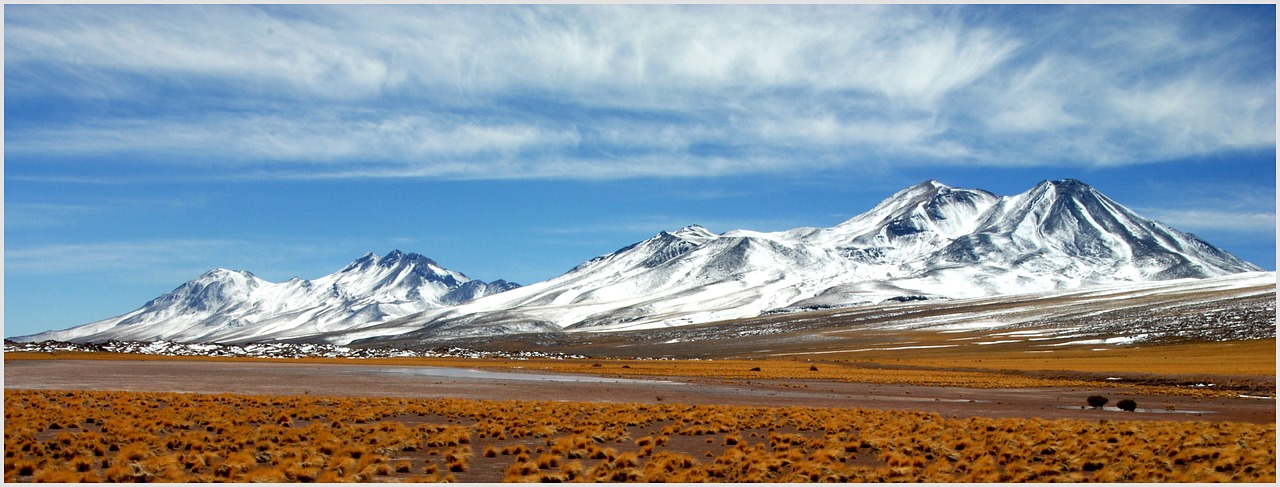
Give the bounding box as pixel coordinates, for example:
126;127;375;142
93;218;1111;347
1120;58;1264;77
915;179;951;191
379;249;437;268
15;249;520;344
13;179;1263;346
670;225;718;242
199;268;256;280
831;180;998;243
881;180;945;204
1049;178;1088;187
1034;178;1096;195
342;252;380;272
339;250;439;273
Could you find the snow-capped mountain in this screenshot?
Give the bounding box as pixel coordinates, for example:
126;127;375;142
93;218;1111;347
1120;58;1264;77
329;179;1263;344
14;179;1265;347
12;250;519;344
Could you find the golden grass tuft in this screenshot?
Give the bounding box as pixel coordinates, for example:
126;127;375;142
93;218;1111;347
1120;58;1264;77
4;388;1275;483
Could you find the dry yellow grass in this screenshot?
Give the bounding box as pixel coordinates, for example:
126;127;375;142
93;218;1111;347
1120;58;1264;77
4;389;1274;483
7;337;1273;398
816;335;1276;376
13;338;1273;376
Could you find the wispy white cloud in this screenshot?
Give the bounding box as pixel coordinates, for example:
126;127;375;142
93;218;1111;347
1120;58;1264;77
1144;209;1276;235
1106;79;1275;161
4;4;1274;181
7;112;585;172
4;203;102;229
3;238;411;284
1135;182;1276;236
964;5;1275;166
4;239;247;276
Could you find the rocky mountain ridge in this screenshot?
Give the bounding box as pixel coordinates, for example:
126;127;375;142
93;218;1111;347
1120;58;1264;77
12;250;519;344
12;179;1265;345
325;179;1263;344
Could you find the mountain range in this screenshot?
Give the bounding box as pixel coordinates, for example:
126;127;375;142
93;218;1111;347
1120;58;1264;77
14;250;518;343
13;179;1265;345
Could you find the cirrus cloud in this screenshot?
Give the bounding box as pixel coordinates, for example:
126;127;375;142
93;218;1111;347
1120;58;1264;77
4;4;1274;182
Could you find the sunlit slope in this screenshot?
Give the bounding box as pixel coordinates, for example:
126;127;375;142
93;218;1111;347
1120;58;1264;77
334;179;1263;344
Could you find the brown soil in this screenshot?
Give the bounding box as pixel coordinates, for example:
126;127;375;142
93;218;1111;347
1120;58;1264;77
5;359;1273;424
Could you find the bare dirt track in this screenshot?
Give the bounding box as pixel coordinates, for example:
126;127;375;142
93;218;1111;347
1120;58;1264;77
5;359;1273;424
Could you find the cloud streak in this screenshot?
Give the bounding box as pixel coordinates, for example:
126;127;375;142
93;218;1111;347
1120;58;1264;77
5;5;1274;181
4;239;248;276
1146;209;1276;235
3;237;414;285
1135;184;1277;237
4;203;102;229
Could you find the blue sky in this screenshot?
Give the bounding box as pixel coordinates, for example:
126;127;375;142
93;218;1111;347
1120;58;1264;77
4;4;1276;338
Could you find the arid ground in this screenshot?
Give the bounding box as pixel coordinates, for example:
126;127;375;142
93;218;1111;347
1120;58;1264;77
4;335;1276;482
2;357;1275;424
4;323;1275;482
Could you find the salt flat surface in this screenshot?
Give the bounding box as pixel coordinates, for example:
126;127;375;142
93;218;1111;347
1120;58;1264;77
357;366;682;384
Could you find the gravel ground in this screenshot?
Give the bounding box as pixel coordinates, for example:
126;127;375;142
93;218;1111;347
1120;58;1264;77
5;359;1273;424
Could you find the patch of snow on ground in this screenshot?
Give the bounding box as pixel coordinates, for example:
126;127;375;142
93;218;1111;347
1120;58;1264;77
1044;335;1147;347
932;322;1013;333
990;329;1058;337
3;340;589;360
785;344;960;355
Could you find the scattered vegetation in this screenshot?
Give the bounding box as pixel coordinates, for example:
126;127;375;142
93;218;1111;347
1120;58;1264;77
1087;395;1109;409
5;389;1274;482
9;337;1275;399
1117;399;1138;412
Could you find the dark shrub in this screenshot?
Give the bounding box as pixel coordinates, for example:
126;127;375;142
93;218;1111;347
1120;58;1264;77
1116;399;1137;412
1086;395;1109;409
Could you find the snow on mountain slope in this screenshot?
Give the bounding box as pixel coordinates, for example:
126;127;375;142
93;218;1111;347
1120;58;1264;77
935;179;1256;280
12;250;519;344
16;179;1265;347
786;179;1263;309
329;179;1264;345
808;180;999;257
327;228;848;343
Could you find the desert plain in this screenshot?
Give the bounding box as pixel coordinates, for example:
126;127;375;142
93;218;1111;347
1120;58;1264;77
6;281;1277;482
5;326;1276;482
